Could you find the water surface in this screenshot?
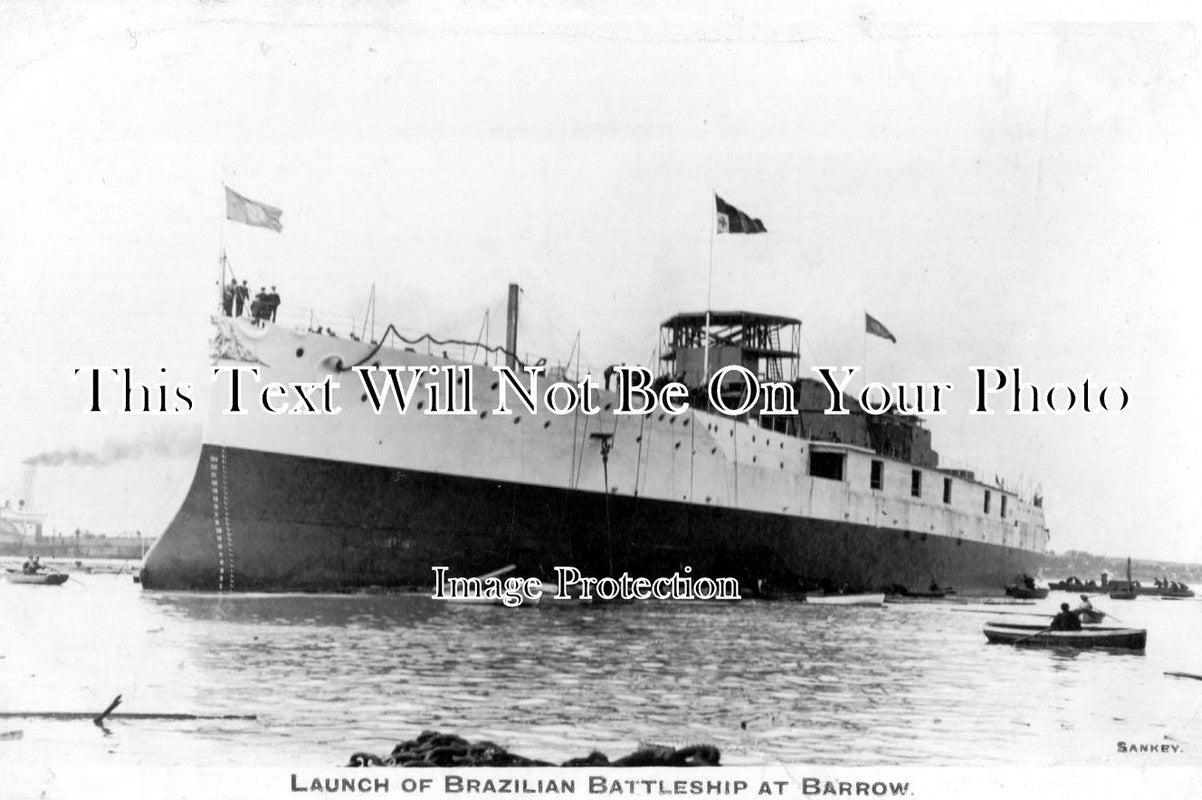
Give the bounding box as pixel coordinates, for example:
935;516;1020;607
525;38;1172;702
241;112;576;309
1;573;1199;767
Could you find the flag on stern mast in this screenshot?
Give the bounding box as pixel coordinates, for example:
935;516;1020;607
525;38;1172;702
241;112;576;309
865;312;897;343
225;186;283;232
715;195;766;234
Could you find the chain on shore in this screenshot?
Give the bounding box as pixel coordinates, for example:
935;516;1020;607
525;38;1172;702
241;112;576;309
348;731;720;768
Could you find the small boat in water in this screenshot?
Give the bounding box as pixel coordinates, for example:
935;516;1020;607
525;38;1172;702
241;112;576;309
4;571;68;586
1108;557;1139;600
1047;576;1101;592
1004;573;1048;599
804;592;885;606
983;621;1146;651
886;583;956;600
1004;585;1049;600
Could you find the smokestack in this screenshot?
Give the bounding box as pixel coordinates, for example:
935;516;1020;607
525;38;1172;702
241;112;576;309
505;283;520;370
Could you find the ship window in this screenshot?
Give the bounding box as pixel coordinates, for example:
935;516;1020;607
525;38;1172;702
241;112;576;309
943;477;952;504
911;470;922;498
1001;495;1008;518
809;451;844;481
984;490;992;514
870;460;883;490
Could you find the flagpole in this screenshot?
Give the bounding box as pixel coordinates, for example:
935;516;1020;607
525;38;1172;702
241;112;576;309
862;308;868;396
703;191;716;385
218;182;227;314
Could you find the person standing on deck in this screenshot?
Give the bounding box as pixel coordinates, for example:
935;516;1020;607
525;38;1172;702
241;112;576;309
222;280;236;316
235;280;249;317
267;286;280;322
251;287;268;325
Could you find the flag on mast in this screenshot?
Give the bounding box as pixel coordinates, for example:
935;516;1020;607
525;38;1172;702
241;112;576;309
715;195;766;234
865;312;896;343
225;186;283;232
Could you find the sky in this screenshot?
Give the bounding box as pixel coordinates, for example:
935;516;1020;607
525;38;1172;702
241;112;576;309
0;1;1199;561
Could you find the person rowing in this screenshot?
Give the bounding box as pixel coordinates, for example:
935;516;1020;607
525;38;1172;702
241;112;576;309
1050;602;1083;631
1071;594;1105;624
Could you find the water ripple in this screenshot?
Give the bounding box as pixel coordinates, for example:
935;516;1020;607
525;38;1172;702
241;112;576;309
2;578;1200;767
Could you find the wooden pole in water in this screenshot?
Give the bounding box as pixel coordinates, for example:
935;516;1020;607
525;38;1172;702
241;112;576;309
93;695;122;726
0;711;257;721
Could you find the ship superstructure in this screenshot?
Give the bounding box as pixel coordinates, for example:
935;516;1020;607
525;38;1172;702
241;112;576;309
0;466;48;555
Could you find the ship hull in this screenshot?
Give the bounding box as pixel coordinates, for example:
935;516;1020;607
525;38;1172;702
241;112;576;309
142;444;1041;593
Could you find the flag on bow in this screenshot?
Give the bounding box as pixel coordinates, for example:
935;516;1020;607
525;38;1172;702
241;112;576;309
715;195;766;234
225;186;283;232
865;312;896;343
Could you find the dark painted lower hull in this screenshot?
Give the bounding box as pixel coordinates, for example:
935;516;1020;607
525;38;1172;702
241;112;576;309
142;445;1043;593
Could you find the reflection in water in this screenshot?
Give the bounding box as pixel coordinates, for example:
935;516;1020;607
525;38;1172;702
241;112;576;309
2;576;1200;767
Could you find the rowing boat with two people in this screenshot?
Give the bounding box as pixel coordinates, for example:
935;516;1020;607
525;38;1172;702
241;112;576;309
4;569;68;586
982;621;1146;651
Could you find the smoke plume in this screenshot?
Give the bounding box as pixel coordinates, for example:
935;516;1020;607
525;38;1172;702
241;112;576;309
23;428;202;468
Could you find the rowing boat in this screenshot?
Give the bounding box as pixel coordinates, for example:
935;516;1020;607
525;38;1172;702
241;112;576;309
983;621;1146;650
4;572;68;586
1004;585;1049;599
804;592;885;606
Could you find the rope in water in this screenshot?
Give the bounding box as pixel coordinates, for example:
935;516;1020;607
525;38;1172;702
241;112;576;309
348;730;720;768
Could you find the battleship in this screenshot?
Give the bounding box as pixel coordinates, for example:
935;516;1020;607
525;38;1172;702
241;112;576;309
141;288;1049;593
